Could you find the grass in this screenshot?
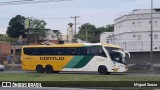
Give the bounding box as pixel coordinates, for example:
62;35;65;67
0;73;160;87
0;73;160;81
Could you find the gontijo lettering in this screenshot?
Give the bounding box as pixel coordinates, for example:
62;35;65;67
40;57;64;60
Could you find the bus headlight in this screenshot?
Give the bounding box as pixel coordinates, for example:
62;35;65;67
125;65;129;69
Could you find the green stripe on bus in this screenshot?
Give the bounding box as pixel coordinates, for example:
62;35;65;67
72;56;94;68
64;56;84;68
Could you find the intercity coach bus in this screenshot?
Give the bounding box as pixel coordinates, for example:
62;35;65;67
21;43;130;74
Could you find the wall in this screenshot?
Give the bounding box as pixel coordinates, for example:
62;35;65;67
113;9;160;52
0;44;11;55
127;51;160;64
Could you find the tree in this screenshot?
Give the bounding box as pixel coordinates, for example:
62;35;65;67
78;23;96;43
105;25;114;32
0;34;17;43
78;23;114;43
28;18;47;44
6;15;25;38
95;25;114;42
96;25;114;33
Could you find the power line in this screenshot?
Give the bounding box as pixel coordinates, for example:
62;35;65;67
0;0;73;6
0;10;17;16
37;17;70;20
0;26;7;28
0;9;71;20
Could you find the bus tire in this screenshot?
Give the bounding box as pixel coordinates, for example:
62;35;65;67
36;65;44;73
45;65;53;73
98;66;108;75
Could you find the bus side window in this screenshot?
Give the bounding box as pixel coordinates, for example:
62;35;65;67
66;48;78;55
99;48;107;57
78;48;87;55
32;48;43;55
86;47;92;55
55;48;66;55
42;48;55;55
72;48;78;55
24;48;32;55
92;48;100;55
24;48;43;55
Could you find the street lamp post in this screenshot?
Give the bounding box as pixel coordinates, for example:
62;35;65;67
150;0;154;72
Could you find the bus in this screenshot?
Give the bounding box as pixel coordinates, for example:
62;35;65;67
21;43;130;74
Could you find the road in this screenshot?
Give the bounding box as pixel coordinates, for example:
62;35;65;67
0;87;157;90
0;87;108;90
0;87;159;90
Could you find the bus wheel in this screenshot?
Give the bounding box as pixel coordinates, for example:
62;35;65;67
36;65;44;73
98;66;108;75
45;65;53;73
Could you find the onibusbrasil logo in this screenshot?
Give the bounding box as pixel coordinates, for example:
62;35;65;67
2;82;42;87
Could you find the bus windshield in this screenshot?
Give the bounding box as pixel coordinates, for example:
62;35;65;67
105;47;126;64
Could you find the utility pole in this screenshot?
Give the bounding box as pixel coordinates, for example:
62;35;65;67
150;0;154;72
86;29;88;43
24;17;30;44
71;16;80;42
2;28;5;41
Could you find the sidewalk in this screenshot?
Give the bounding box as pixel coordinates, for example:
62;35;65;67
4;64;22;71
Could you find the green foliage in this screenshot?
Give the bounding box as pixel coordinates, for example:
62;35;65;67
78;23;96;43
6;15;47;44
78;23;114;43
5;36;17;43
0;73;160;81
28;18;47;43
0;34;17;43
96;25;114;33
30;18;46;29
6;15;26;38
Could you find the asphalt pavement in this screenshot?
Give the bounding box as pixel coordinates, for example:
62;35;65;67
0;87;159;90
0;87;112;90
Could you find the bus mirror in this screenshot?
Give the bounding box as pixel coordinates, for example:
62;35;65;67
112;50;126;57
124;51;130;58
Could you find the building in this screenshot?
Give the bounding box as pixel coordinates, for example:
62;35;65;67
101;9;160;52
61;34;68;43
100;32;114;43
67;23;74;43
0;43;11;56
19;29;63;45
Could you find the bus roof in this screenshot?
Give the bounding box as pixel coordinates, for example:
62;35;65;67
22;43;121;48
101;43;121;48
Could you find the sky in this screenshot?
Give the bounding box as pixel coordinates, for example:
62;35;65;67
0;0;160;34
